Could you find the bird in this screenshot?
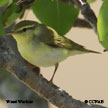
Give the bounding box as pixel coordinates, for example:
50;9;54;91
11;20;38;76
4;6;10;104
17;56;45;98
7;20;100;82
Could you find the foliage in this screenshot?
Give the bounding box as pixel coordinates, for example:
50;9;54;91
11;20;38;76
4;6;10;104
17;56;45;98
87;0;96;3
97;0;108;50
32;0;79;35
0;11;5;36
0;0;108;50
2;2;23;28
0;0;13;7
0;0;79;36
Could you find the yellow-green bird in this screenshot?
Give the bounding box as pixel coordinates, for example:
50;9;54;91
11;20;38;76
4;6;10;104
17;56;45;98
8;20;99;82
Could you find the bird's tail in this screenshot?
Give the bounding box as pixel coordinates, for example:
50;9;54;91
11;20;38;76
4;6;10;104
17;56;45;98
69;47;101;56
83;48;101;54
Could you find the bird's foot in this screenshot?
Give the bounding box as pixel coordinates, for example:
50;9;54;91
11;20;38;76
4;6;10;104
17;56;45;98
49;78;54;84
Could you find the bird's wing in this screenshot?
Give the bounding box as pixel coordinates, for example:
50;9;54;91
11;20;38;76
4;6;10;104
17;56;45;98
37;24;84;51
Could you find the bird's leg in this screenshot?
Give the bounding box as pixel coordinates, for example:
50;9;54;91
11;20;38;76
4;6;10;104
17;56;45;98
50;63;59;83
24;59;40;75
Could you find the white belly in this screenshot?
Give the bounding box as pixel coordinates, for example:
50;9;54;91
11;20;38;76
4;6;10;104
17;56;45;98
18;42;69;67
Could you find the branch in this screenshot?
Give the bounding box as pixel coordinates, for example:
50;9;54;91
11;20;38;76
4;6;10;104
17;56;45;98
0;37;107;108
73;18;92;28
60;0;97;33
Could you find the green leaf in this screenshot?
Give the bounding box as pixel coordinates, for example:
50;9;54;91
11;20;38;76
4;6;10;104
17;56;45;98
0;0;13;7
87;0;96;3
0;11;5;36
0;0;9;7
97;0;108;50
32;0;79;35
3;2;23;28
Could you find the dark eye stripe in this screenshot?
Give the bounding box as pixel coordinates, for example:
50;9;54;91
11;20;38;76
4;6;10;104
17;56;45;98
23;28;27;32
17;25;36;33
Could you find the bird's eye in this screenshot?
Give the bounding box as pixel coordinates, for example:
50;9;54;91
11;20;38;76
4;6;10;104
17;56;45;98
23;28;27;32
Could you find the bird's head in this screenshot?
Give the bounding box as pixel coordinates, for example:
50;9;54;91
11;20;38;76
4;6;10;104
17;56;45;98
7;20;40;42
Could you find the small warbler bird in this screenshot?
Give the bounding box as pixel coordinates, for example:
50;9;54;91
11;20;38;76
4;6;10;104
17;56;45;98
8;20;99;82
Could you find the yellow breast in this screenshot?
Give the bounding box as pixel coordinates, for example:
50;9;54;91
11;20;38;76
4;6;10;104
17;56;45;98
17;42;69;67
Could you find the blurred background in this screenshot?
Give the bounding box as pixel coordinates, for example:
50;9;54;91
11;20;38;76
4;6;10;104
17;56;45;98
0;0;108;108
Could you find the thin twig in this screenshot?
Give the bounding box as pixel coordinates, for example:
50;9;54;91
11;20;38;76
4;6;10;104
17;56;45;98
73;18;92;28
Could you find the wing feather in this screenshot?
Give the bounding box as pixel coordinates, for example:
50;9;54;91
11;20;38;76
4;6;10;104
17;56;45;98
36;24;84;51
